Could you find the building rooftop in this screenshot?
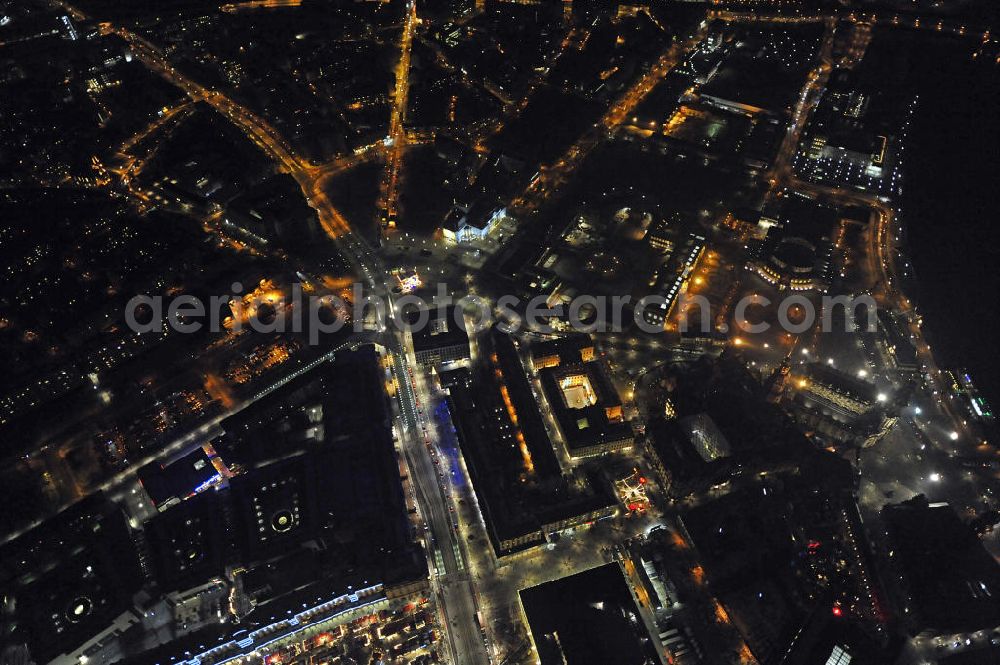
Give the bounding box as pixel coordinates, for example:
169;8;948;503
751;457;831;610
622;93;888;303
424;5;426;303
143;490;228;592
519;563;659;665
409;305;470;355
876;309;918;367
764;194;841;247
17;346;425;665
781;606;888;665
700;57;799;116
221;346;419;571
0;495;144;664
137;447;220;509
529;334;596;368
443;330;615;555
882;496;1000;634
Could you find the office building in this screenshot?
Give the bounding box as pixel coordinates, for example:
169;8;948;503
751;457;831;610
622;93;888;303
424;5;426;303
409;305;471;368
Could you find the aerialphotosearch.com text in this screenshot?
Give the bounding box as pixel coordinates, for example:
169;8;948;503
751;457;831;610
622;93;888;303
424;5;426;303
125;282;879;344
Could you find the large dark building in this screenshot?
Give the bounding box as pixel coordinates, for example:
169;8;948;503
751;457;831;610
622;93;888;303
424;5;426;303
445;330;616;556
229;455;314;560
216;345;422;582
645;356;839;498
519;563;660;665
875;309;919;375
126;346;423;664
779;607;888;665
882;496;1000;636
0;495;145;665
143;490;229;593
1;347;426;665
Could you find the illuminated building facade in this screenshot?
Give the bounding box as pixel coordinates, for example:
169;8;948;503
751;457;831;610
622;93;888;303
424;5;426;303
643;233;706;330
785;362;880;444
944;369;995;424
535;335;633;459
441;203;505;243
748;194;838;292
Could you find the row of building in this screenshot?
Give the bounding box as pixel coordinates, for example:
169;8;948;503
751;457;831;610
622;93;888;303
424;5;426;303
442;330;619;557
0;347;428;665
